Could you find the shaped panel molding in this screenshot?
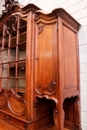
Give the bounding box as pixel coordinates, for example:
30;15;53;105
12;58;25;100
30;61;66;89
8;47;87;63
0;89;27;117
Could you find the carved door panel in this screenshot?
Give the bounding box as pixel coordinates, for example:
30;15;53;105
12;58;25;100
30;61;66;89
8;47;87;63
35;22;58;96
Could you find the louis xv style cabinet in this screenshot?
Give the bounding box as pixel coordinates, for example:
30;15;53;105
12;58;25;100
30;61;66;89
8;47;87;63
0;0;81;130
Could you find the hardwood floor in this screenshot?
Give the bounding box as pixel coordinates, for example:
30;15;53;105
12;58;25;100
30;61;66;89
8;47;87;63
0;124;10;130
47;126;69;130
0;123;69;130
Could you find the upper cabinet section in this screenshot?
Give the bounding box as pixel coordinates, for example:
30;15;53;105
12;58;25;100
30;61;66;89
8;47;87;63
0;0;81;95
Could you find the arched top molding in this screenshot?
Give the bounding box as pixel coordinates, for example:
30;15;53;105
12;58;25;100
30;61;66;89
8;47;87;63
35;8;81;30
0;0;81;32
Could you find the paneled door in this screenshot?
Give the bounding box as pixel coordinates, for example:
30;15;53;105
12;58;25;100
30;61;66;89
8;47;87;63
35;22;58;96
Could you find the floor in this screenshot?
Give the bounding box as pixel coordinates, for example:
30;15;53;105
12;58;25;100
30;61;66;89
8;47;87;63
0;124;69;130
0;124;9;130
47;126;69;130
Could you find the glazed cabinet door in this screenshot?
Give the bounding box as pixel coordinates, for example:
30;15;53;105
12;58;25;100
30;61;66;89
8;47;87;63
0;15;27;96
35;22;58;96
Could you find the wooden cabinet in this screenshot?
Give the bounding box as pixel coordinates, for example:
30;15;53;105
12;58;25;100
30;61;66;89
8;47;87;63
0;0;82;130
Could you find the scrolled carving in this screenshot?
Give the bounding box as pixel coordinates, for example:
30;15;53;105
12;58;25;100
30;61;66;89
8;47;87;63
5;15;17;34
0;89;27;117
35;80;57;96
34;14;39;21
38;23;45;34
7;89;27;116
48;81;56;92
2;0;18;13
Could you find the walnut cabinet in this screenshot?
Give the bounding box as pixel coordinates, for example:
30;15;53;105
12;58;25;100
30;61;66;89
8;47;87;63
0;1;82;130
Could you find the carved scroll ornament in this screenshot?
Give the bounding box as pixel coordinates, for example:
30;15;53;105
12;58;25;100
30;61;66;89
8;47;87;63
3;0;18;13
0;89;27;117
38;23;45;34
35;80;57;96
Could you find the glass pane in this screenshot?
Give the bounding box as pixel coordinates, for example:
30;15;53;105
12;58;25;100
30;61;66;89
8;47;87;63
17;79;25;91
4;35;9;49
3;50;8;63
19;26;26;34
10;47;16;61
10;36;16;46
4;29;8;37
2;79;8;88
20;18;27;27
19;32;26;43
9;79;15;89
9;64;16;77
2;64;8;77
17;62;25;77
18;43;26;60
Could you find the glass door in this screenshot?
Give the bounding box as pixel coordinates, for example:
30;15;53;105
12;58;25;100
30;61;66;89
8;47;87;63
0;15;27;96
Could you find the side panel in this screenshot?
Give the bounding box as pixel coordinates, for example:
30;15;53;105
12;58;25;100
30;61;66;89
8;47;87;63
62;24;78;89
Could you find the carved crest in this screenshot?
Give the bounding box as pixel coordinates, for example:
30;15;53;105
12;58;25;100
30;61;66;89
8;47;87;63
2;0;18;14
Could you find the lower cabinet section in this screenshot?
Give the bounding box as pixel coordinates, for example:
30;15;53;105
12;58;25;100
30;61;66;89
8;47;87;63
0;111;28;130
0;110;54;130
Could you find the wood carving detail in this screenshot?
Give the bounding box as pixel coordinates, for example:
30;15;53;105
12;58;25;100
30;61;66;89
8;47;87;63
34;14;39;21
5;15;17;34
0;89;27;117
38;23;45;34
35;80;57;96
8;89;26;116
3;0;18;14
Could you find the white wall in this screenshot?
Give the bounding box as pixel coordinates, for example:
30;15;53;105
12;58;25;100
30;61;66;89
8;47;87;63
0;0;87;129
0;1;4;14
